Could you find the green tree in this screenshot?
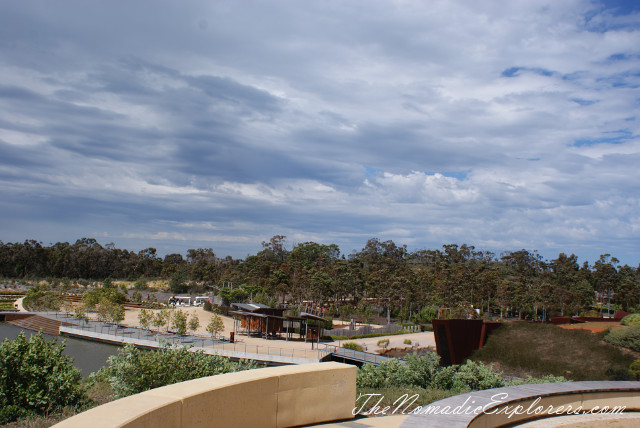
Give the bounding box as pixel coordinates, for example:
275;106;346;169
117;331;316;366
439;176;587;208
102;277;114;289
0;333;85;423
206;314;225;339
169;268;188;293
109;303;125;326
134;276;148;290
138;308;152;330
171;309;188;335
152;308;170;332
73;304;88;323
188;313;200;333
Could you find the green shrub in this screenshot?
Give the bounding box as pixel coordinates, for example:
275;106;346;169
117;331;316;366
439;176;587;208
507;374;567;386
604;325;640;352
629;359;640;380
343;342;364;352
621;313;640;327
22;284;62;311
377;339;389;348
133;276;148;291
356;353;506;393
453;360;505;391
431;365;459;390
0;333;85;423
403;339;412;345
96;344;258;398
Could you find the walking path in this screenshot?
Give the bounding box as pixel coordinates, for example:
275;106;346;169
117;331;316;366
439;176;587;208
313;381;640;427
83;304;436;356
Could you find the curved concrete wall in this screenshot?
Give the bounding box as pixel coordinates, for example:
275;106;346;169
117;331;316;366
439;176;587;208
52;362;356;428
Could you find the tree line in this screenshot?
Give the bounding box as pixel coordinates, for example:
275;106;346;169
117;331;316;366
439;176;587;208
1;236;639;319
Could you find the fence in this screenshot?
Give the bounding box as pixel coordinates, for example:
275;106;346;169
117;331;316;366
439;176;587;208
47;312;331;363
325;323;409;338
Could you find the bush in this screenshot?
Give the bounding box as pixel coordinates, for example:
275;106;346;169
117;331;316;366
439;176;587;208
507;374;567;386
629;359;640;380
343;342;364;352
96;344;258;398
133;276;148;291
22;284;62;311
604;325;640;352
621;313;640;327
356;353;523;394
403;339;412;345
453;360;505;391
377;339;389;348
0;333;85;423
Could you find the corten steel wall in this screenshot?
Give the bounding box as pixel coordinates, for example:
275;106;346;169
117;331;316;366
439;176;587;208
432;319;501;365
51;362;356;428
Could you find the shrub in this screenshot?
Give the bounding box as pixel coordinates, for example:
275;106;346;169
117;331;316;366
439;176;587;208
133;276;148;291
22;284;62;311
621;313;640;327
629;359;640;380
377;339;389;348
97;344;258;398
0;333;85;423
356;353;511;393
403;339;412;345
453;360;505;391
343;342;364;352
356;358;407;389
604;325;640;352
508;374;567;386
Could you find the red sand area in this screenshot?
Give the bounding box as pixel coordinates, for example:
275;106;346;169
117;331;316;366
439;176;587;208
557;322;624;333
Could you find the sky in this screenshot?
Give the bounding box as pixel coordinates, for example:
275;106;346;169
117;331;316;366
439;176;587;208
0;0;639;266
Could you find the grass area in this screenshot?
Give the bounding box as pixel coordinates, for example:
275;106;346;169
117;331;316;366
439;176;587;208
355;386;456;416
471;322;635;381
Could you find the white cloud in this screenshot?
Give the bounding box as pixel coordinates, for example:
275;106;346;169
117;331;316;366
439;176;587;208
0;0;638;264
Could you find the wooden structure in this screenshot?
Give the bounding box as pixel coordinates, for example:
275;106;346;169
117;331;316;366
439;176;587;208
230;303;327;342
230;303;286;338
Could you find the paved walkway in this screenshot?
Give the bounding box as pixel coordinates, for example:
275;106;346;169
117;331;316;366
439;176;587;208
42;304;436;358
44;312;329;364
312;381;640;427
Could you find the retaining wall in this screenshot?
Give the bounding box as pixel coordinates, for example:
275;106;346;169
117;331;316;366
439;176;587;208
51;362;356;428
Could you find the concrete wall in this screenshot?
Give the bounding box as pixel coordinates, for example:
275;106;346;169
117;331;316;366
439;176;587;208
52;362;356;428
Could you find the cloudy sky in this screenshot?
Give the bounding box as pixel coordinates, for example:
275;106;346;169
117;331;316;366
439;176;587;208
1;0;639;265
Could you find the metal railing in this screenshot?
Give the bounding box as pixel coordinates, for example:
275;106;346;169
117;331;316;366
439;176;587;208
47;312;331;362
322;344;392;366
325;323;405;337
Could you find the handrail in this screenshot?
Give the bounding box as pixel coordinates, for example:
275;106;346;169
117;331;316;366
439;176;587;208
51;312;331;362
